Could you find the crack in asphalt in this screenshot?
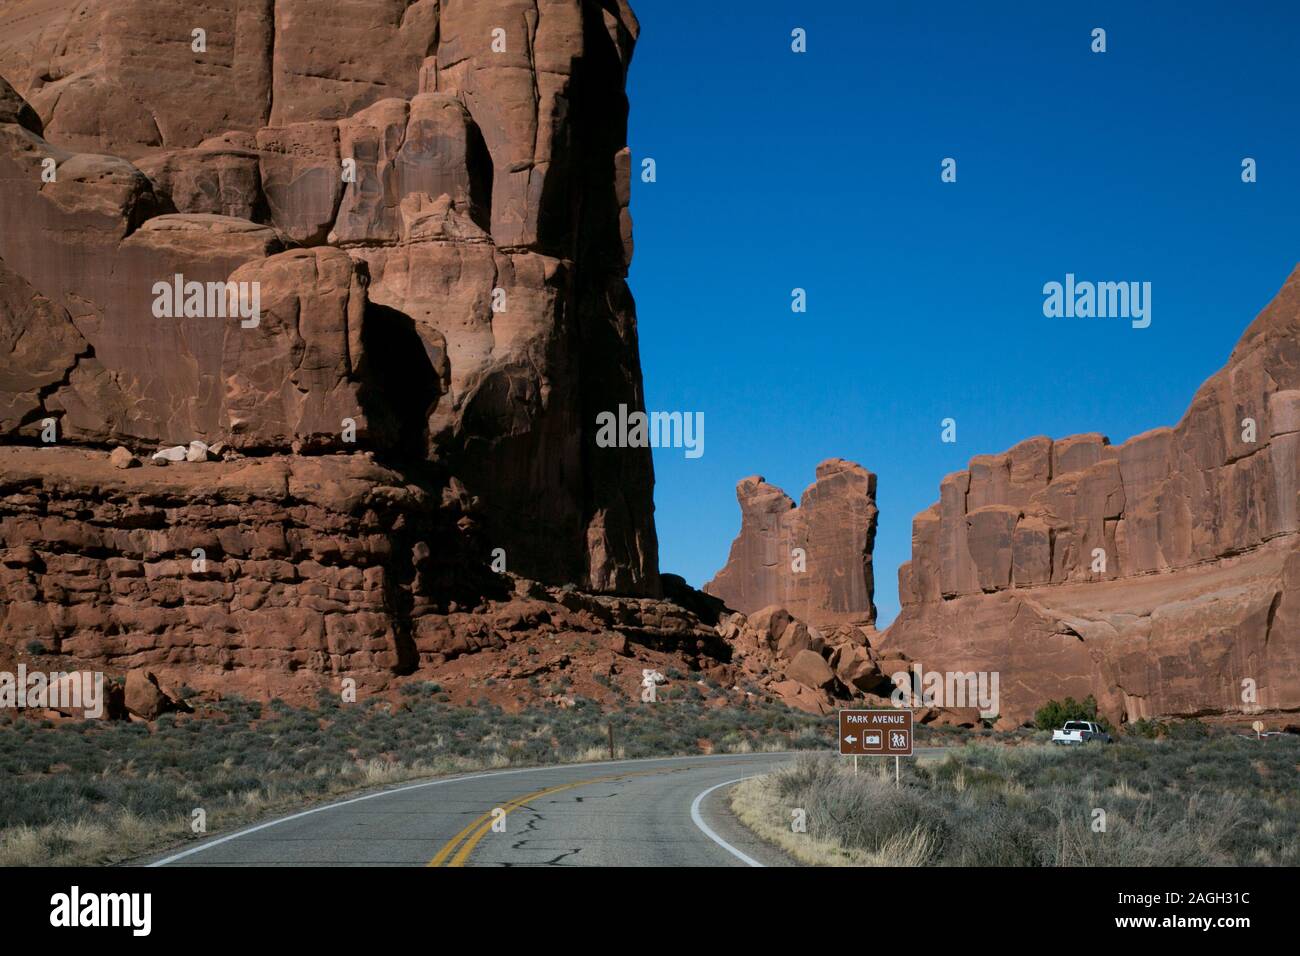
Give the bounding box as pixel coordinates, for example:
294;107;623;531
574;790;621;802
541;850;581;866
495;847;582;867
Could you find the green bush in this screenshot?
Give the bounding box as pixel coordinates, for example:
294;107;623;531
1033;695;1111;732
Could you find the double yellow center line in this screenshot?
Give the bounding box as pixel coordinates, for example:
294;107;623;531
427;767;678;867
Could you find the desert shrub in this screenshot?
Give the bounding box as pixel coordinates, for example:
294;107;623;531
1166;718;1210;741
1033;695;1112;732
1125;718;1164;739
764;736;1298;867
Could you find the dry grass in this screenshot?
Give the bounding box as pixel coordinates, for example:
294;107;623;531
0;810;160;867
734;738;1300;867
731;775;857;865
731;774;937;866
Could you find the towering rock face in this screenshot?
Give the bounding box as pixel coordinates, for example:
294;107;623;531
0;0;656;598
705;459;878;628
0;1;679;710
881;268;1300;724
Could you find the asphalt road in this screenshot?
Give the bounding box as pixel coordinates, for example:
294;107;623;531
146;752;805;867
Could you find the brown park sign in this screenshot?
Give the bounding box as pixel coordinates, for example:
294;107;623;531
838;709;913;757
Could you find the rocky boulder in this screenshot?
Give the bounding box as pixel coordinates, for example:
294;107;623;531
124;670;189;721
786;648;835;690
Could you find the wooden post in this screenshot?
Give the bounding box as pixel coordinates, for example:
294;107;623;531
607;723;615;760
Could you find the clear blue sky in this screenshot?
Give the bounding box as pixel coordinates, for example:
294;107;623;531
625;0;1300;625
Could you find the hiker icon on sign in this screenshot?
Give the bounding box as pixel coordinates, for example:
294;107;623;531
890;731;908;750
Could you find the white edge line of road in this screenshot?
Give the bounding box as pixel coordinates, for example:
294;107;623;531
689;776;764;868
148;751;795;867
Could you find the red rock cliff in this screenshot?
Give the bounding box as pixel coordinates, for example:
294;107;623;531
880;268;1300;724
0;0;656;595
0;1;695;709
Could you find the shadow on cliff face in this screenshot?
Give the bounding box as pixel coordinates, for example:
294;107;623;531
358;301;440;463
465;119;494;235
556;4;660;596
557;1;630;265
356;299;513;644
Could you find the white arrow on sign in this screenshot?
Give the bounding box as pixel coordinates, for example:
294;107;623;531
843;735;857;744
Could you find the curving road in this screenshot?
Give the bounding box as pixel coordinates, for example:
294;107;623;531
146;752;805;867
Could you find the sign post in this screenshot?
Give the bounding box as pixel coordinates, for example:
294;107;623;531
838;709;913;788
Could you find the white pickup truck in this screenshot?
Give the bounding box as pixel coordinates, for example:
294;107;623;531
1052;720;1112;745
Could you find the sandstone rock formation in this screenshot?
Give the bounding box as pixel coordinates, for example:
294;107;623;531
881;268;1300;725
0;1;683;711
705;459;878;628
7;2;1292;733
0;0;656;603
